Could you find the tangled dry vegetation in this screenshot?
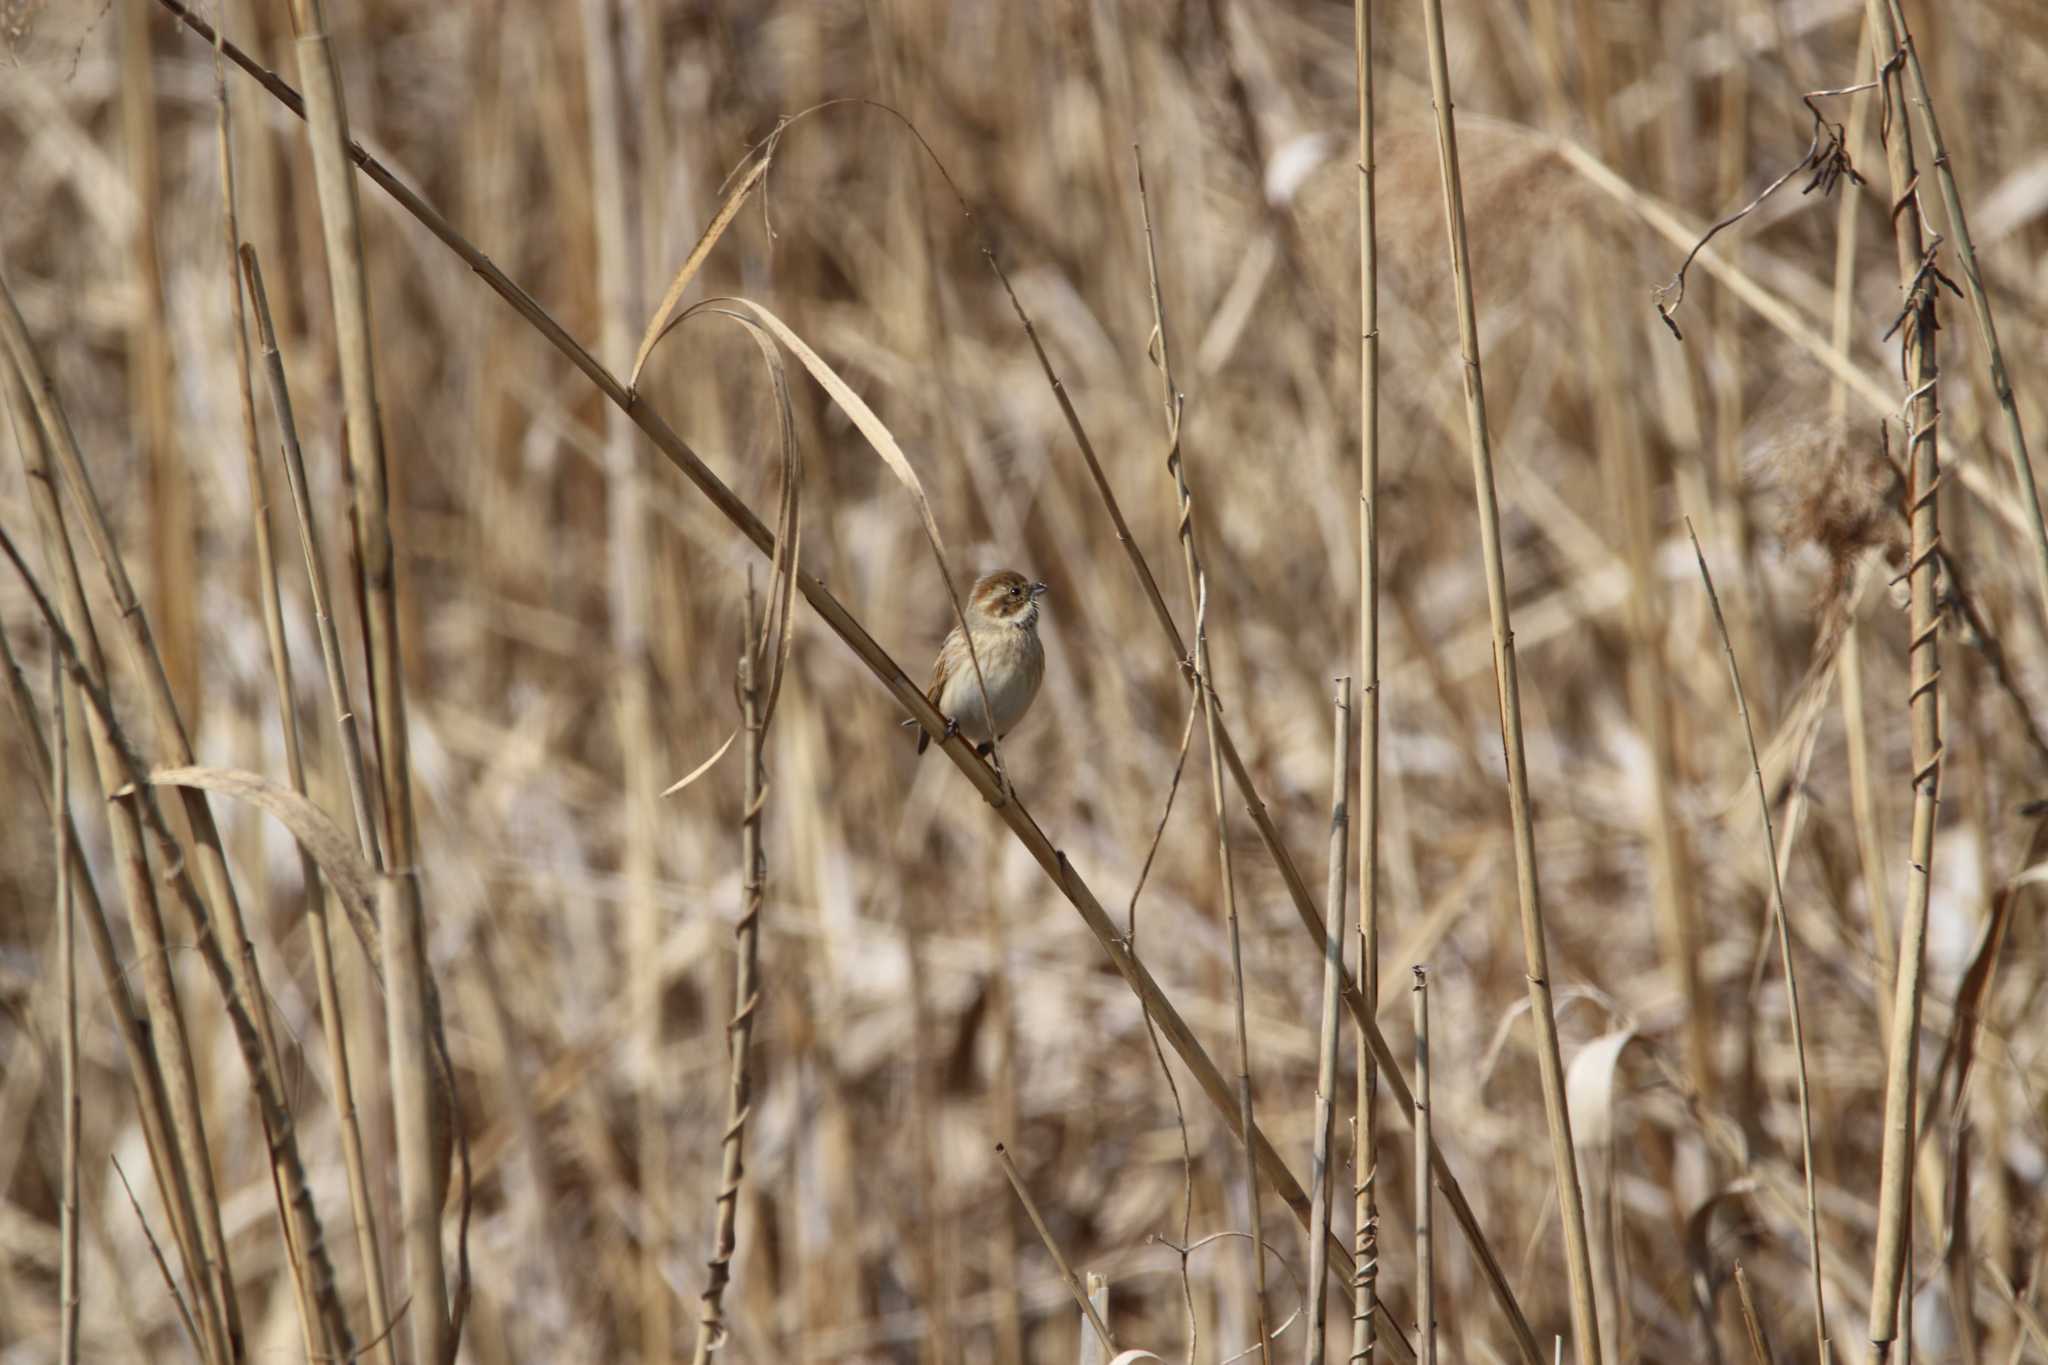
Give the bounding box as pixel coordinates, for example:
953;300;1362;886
4;0;2048;1362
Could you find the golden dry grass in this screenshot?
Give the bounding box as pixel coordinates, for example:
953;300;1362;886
3;0;2048;1362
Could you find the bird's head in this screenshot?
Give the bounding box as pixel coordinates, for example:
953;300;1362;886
970;569;1049;630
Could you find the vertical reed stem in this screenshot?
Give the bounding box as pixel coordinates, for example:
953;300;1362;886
1413;967;1434;1365
1863;2;1946;1355
694;585;767;1364
1309;679;1355;1363
1412;1;1602;1358
1353;2;1383;1357
54;654;80;1365
1135;152;1270;1360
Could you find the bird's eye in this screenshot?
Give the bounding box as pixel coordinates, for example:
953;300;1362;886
1011;586;1023;598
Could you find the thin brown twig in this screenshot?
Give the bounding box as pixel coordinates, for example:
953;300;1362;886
1655;80;1876;338
995;1144;1116;1359
111;1154;200;1358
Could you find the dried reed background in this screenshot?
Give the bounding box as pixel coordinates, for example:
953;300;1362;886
2;0;2047;1362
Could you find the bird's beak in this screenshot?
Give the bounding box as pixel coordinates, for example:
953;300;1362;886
1031;581;1049;599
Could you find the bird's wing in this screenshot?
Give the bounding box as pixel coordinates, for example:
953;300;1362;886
926;624;964;704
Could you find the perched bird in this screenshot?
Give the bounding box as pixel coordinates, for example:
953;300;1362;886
913;569;1048;756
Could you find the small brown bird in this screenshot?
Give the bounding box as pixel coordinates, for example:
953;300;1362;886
913;569;1049;756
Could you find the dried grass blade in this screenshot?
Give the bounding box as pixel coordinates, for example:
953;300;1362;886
145;765;382;973
630;147;775;391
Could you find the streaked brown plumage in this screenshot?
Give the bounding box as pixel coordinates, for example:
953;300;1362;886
914;569;1048;755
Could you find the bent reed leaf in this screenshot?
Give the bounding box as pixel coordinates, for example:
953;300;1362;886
629;142;776;391
146;765;380;967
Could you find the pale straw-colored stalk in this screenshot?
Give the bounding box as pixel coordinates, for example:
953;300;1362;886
1308;679;1354;1364
1861;3;1946;1355
1412;0;1602;1358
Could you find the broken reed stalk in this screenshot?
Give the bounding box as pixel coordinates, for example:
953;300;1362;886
54;656;79;1365
1862;2;1945;1354
1685;521;1829;1364
1413;967;1434;1365
693;586;767;1364
1353;0;1382;1358
995;1144;1116;1359
1134;149;1269;1360
282;0;449;1354
157;16;1543;1356
1412;1;1601;1361
1080;1272;1112;1365
1879;0;2048;628
1308;679;1355;1365
2;346;236;1365
235;240;396;1365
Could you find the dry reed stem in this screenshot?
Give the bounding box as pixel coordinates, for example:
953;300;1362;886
1861;4;1946;1355
0;548;195;1365
4;264;359;1355
1134;149;1269;1361
1352;3;1382;1359
1686;520;1830;1365
1412;1;1601;1359
240;249;385;876
693;584;768;1363
1307;678;1354;1365
117;0;193;715
53;652;78;1365
1878;0;2048;630
211;35;346;1358
109;1153;200;1357
2;349;236;1365
283;1;450;1355
0;516;378;1363
1412;967;1433;1365
236;236;395;1365
1082;1272;1113;1365
995;1143;1117;1359
153;16;1548;1355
